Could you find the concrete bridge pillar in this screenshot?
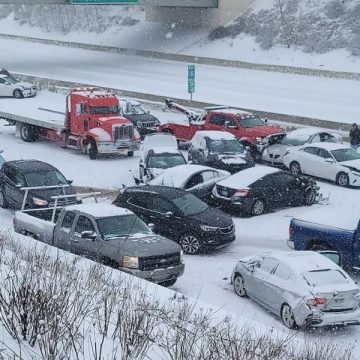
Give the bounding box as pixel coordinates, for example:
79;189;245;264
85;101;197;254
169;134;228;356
144;0;254;27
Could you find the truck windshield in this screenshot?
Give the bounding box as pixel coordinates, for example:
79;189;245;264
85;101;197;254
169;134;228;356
147;154;186;169
209;139;244;154
239;116;264;128
331;148;360;162
89;106;119;115
132;105;147;115
24;170;68;187
96;215;152;240
172;193;208;215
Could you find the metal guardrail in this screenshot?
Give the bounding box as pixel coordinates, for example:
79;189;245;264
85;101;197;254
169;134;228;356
1;33;360;82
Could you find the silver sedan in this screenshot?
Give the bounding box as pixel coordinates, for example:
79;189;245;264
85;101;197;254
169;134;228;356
231;251;360;329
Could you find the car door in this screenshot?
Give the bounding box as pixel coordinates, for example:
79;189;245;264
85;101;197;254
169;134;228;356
185;170;221;203
248;257;279;309
298;146;320;176
269;172;303;207
70;215;98;257
316;148;338;180
250;175;277;209
1;164;25;208
55;210;77;249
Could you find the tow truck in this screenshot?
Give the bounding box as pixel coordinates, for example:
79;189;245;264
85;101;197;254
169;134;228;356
0;88;140;159
159;99;285;158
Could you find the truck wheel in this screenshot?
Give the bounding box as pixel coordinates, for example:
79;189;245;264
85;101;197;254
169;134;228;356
336;172;349;187
13;89;24;99
0;190;7;209
127;151;134;157
20;124;35;142
89;141;98;160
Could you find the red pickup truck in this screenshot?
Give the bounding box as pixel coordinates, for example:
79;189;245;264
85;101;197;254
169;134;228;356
159;100;285;158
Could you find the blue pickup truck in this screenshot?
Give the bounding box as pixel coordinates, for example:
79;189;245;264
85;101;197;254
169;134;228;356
288;214;360;271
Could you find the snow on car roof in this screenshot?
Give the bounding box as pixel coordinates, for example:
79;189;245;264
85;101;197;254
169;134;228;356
217;165;280;189
192;131;236;141
149;147;181;155
210;108;252;116
303;142;349;151
286;128;328;140
65;204;132;218
148;164;228;188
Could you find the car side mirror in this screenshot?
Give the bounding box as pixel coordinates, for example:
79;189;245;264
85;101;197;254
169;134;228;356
325;158;335;163
264;118;268;124
147;110;150;114
148;223;155;230
165;211;174;218
4;81;10;85
81;231;97;241
67;179;73;185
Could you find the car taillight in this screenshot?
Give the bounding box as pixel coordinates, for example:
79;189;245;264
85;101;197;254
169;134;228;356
234;189;249;197
289;225;294;238
307;297;327;307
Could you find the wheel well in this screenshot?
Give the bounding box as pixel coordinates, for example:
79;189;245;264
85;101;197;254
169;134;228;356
306;239;332;251
161;128;173;134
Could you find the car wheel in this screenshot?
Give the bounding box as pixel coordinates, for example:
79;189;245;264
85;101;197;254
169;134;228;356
336;172;349;187
179;233;201;255
127;151;134;157
89;141;98;160
289;161;302;176
13;89;24;99
304;188;316;206
281;303;298;329
251;199;266;216
159;278;177;287
233;274;247;297
0;190;7;209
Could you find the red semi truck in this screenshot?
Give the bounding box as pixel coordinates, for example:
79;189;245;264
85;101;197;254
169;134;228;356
0;87;140;159
159;100;285;158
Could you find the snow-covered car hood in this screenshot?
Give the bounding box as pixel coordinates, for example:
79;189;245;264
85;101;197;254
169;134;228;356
16;81;35;88
341;159;360;170
215;154;247;165
147;167;165;179
265;143;290;155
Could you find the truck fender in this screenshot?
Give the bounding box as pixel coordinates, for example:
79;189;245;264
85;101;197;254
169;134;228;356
85;128;112;143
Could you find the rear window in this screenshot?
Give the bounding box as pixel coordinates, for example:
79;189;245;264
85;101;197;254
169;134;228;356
303;269;348;286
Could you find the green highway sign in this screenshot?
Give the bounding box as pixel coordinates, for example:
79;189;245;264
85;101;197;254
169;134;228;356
71;0;138;4
188;64;195;97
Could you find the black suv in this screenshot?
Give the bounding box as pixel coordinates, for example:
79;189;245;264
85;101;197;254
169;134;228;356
113;185;235;254
0;160;76;211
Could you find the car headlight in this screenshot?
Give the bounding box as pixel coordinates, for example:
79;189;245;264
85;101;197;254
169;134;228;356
200;224;218;232
32;197;48;206
123;256;139;269
351;169;360;177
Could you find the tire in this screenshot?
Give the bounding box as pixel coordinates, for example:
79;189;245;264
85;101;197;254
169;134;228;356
127;151;134;157
13;89;23;99
233;273;247;297
289;161;302;176
20;124;37;142
159;278;177;287
304;188;316;206
89;141;98;160
281;303;298;329
179;233;202;255
251;199;266;216
336;172;349;187
0;190;7;209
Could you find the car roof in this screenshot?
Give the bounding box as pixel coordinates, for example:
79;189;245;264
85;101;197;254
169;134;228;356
192;130;236;141
217;165;280;189
210;108;253;116
148;164;229;188
267;251;340;273
286;128;331;140
65;203;132;218
125;185;187;199
5;160;58;173
302;142;349;151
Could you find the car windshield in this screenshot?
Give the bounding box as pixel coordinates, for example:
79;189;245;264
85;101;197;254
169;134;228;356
279;136;307;146
239;116;264;128
172;193;208;215
147;154;186;169
97;215;152;240
330;148;360;162
208;139;244;154
303;269;348;286
24;170;68;187
132;105;147;115
89;106;119;115
3;75;18;84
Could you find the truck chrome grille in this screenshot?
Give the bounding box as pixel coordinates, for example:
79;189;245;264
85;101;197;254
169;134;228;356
139;253;181;271
113;125;133;141
139;121;156;129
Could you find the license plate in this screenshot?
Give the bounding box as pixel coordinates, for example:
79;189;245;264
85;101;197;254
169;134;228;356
333;298;344;304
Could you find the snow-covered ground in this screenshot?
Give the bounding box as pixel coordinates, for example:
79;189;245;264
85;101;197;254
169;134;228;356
1;41;360;124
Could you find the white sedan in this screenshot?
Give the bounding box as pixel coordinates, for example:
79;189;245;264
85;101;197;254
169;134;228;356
283;143;360;187
262;128;342;165
232;251;360;329
0;73;37;98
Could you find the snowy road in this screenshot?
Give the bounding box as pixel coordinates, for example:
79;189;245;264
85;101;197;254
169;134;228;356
1;117;360;350
1;38;360;124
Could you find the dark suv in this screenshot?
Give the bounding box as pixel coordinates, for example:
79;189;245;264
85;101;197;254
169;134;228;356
113;185;235;254
0;160;76;211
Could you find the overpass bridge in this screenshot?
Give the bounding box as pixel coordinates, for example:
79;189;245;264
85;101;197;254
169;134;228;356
0;0;254;26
